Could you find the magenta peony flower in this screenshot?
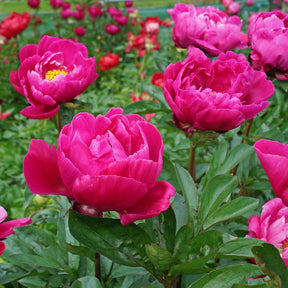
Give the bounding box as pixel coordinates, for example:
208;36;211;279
9;35;98;119
61;8;73;19
50;0;62;8
23;108;175;225
124;1;133;8
245;198;288;269
74;26;86;37
0;206;32;255
254;139;288;205
87;5;103;19
248;10;288;80
28;0;40;9
227;1;241;15
163;47;274;133
168;3;246;57
105;24;121;35
113;15;129;26
73;9;85;21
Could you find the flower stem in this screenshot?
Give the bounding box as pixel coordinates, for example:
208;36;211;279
56;110;62;134
95;252;101;281
241;119;253;144
188;141;196;182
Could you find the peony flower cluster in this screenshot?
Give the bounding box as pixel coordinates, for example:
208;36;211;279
245;198;288;268
0;206;32;255
168;3;246;57
163;47;274;133
24;108;175;225
248;10;288;80
10;35;98;119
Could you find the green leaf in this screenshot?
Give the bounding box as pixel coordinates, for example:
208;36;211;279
18;276;48;288
217;144;254;175
68;210;154;271
162;207;176;253
140;84;170;109
174;163;198;222
71;276;103;288
145;243;176;272
199;175;238;224
62;243;96;262
217;238;266;259
0;263;29;285
188;264;263;288
123;100;168;115
252;243;288;288
203;197;259;230
232;284;266;288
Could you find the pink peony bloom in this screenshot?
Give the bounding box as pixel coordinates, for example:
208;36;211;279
28;0;40;9
168;3;246;57
9;35;98;119
61;8;73;19
124;1;133;8
248;10;288;80
74;26;86;37
50;0;62;8
0;111;11;120
0;206;32;255
227;1;241;15
254;139;288;205
87;5;103;19
73;9;85;21
245;198;288;269
113;15;129;26
163;47;274;133
105;24;121;35
246;0;254;5
23;109;175;225
61;1;70;9
107;6;122;17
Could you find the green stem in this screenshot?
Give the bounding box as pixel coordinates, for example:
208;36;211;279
95;252;101;281
56;110;62;134
241;118;253;144
188;141;196;182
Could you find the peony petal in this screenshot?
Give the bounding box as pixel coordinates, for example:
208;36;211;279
72;175;148;212
20;104;60;120
119;180;175;225
0;207;8;223
0;241;5;255
254;139;288;205
0;218;32;239
24;139;71;197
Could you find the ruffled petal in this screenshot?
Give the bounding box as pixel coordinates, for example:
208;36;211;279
20;104;60;120
24;139;71;197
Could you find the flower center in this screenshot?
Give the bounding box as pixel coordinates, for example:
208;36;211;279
45;69;68;81
280;239;288;250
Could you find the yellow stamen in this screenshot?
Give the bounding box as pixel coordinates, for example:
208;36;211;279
45;69;68;81
280;239;288;250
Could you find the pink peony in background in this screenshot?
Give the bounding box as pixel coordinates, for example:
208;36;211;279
9;35;98;119
163;47;274;132
168;3;246;57
245;198;288;269
248;10;288;80
0;206;32;255
23;108;175;225
254;139;288;206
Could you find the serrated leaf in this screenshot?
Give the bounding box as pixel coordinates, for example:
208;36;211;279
203;197;259;230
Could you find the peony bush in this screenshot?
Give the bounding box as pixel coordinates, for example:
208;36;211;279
1;0;288;287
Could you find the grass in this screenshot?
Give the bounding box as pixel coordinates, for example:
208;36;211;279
0;0;219;14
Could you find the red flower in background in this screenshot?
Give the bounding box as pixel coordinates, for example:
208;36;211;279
73;9;85;21
28;0;40;9
113;15;129;26
0;12;30;39
98;53;120;71
151;72;164;90
74;26;86;37
125;1;133;8
50;0;62;8
141;17;161;35
105;24;121;35
88;5;103;19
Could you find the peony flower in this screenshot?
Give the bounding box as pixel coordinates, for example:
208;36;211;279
0;12;30;39
87;5;103;19
61;8;73;19
151;72;164;90
227;1;241;15
107;6;122;17
50;0;62;8
28;0;40;9
98;53;120;71
74;26;86;37
245;198;288;269
246;0;254;5
0;206;32;255
9;35;98;119
140;16;161;35
61;1;70;9
254;139;288;206
105;24;121;35
113;15;129;26
163;47;274;133
124;1;133;8
0;111;11;120
73;9;85;21
248;10;288;80
23;108;175;225
168;3;246;57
